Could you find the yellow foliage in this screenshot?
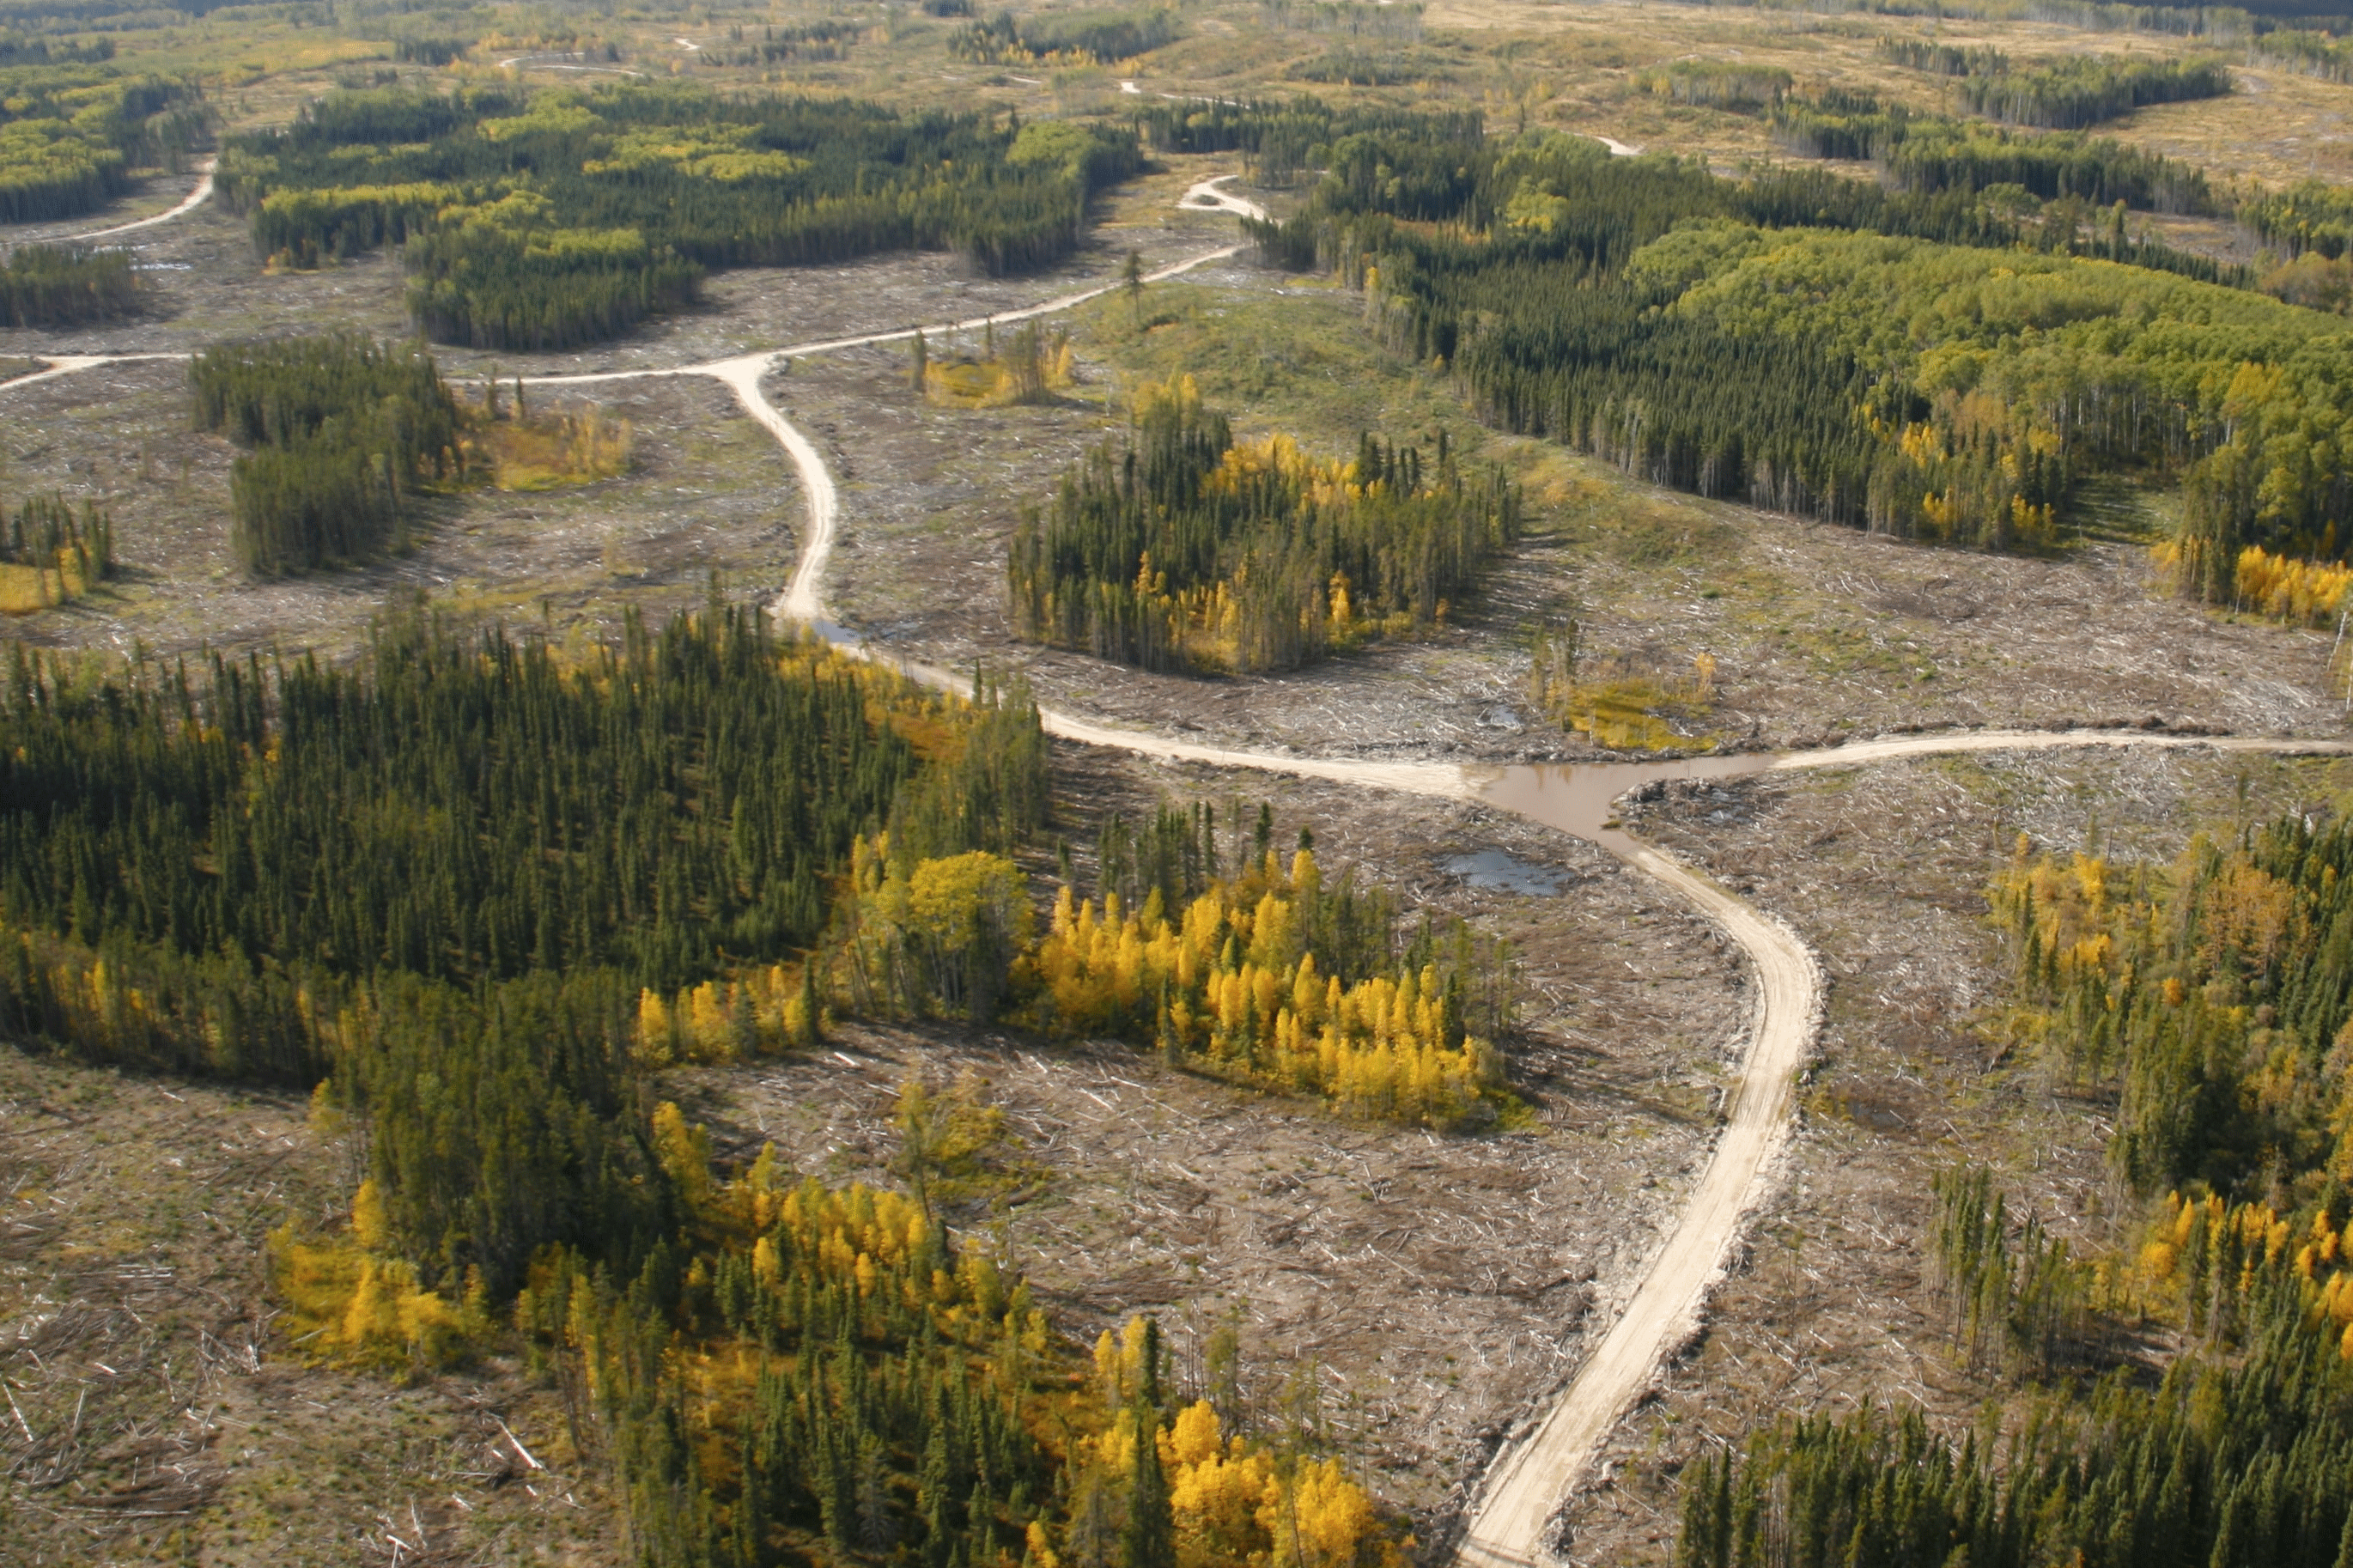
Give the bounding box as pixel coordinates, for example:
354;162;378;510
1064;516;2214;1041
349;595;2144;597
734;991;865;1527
1027;849;1496;1126
924;325;1074;408
352;1177;390;1250
465;400;634;490
0;547;94;615
1164;1402;1280;1568
1280;1457;1380;1568
2233;544;2353;625
635;960;817;1063
653;1101;714;1213
269;1217;486;1375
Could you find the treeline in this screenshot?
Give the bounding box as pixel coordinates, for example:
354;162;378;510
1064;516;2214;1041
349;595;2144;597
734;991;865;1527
1007;376;1518;673
1991;817;2353;1197
0;613;925;1006
219;84;1141;349
688;20;869;67
1770;90;2218;215
1132;95;1481;186
1241;118;2348;592
0;32;113;65
0;240;136;325
190;334;461;574
1676;813;2353;1566
1681;1277;2353;1568
1635;59;1792;111
527;1181;1392;1568
948;7;1181;65
2249;26;2353;83
0;66;206;223
1956;52;2234;128
2241;177;2353;257
1876;36;2009;76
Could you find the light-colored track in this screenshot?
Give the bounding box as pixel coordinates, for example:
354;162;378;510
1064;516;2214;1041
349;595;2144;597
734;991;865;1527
0;159;215;254
6;182;2350;1567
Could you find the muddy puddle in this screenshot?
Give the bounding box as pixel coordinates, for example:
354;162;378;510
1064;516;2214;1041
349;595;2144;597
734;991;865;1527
1480;753;1778;851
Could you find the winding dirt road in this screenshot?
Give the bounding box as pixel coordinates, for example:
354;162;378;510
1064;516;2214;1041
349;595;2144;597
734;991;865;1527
6;177;2351;1565
0;160;216;253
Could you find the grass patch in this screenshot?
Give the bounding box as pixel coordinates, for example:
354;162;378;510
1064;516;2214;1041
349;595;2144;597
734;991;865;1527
1069;277;1477;456
462;397;634;492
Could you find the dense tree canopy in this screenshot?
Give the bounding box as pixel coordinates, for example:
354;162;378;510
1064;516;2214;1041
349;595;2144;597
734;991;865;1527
1008;377;1518;673
219;84;1142;349
1241;119;2353;596
190;333;463;574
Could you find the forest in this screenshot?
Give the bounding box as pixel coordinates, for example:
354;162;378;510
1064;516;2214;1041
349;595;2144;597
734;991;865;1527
0;606;1432;1565
0;60;205;223
1952;52;2232;129
1006;376;1519;673
1769;92;2218;216
2251;27;2353;83
1678;812;2353;1568
189;333;463;574
949;6;1182;64
219;83;1142;349
1241;119;2351;597
0;239;136;325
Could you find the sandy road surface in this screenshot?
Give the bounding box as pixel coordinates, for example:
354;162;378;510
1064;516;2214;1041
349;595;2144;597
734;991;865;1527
45;161;216;246
6;181;2350;1565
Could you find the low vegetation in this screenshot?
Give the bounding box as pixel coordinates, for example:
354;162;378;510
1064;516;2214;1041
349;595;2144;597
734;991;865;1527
460;379;635;490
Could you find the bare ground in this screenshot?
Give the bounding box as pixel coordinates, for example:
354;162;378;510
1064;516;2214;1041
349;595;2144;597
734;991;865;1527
669;741;1755;1537
1;362;800;660
0;1048;622;1568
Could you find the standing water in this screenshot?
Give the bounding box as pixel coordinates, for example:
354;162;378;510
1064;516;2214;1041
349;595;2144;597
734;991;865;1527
1480;753;1778;853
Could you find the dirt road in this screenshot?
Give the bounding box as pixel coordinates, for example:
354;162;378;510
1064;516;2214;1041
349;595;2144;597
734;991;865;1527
1;161;217;252
7;184;2350;1566
706;337;2351;1562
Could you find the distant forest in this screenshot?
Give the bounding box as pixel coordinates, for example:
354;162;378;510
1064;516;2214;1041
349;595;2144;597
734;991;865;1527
217;84;1142;349
0;58;206;225
1237;108;2353;601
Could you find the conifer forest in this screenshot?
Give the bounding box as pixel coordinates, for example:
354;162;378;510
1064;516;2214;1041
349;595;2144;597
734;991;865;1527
12;1;2353;1565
